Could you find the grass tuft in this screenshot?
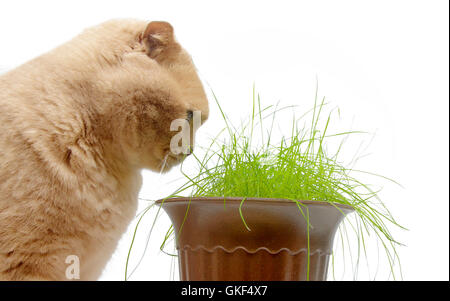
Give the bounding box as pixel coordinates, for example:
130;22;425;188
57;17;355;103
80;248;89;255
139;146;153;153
125;86;405;280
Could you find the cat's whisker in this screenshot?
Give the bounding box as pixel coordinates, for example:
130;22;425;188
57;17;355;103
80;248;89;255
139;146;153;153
127;156;170;279
159;153;170;175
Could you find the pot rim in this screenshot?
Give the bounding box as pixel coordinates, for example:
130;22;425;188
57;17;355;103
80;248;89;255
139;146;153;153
155;196;354;212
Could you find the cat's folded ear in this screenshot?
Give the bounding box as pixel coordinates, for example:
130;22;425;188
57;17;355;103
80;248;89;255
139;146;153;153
142;21;176;59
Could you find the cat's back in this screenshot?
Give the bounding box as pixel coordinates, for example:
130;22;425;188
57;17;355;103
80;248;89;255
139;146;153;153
0;71;43;199
0;68;140;280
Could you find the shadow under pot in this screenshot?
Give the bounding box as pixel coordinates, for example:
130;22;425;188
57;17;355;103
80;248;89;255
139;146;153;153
156;197;353;281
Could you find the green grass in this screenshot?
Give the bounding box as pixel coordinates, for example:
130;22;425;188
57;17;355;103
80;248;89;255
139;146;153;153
125;85;405;280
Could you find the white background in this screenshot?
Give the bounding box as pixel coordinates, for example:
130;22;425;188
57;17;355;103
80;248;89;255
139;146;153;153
0;0;448;281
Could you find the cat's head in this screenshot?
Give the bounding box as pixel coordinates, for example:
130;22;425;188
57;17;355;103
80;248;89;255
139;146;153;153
84;20;209;173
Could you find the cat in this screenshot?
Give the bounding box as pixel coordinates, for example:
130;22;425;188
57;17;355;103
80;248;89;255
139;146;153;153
0;19;209;280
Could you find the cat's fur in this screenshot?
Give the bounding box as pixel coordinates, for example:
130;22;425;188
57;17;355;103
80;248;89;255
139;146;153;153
0;19;208;280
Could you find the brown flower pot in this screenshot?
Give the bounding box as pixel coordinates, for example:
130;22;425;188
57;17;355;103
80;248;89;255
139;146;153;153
156;197;353;281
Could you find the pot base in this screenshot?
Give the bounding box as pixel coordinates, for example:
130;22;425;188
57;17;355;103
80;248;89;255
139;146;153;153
179;245;330;281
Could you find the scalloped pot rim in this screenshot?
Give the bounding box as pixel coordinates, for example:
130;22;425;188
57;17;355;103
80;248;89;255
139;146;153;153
180;245;332;255
155;196;355;212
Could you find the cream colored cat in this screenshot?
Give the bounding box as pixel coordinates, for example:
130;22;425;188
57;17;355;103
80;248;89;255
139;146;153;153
0;19;208;280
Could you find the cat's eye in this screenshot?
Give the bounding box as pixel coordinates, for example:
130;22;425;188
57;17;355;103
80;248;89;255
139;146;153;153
186;110;193;121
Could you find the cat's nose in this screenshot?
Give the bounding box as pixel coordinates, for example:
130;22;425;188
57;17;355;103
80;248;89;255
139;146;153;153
186;145;194;156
